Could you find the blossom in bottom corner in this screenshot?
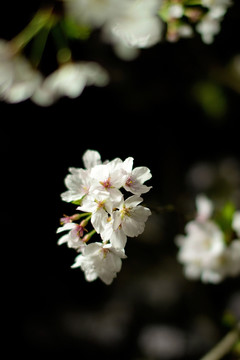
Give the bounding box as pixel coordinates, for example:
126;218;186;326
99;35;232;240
71;242;127;285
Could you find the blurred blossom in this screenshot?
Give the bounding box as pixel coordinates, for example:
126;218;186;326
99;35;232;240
176;194;240;283
102;0;163;60
64;0;121;28
31;61;109;106
138;324;186;359
0;39;42;103
196;0;232;43
0;0;234;105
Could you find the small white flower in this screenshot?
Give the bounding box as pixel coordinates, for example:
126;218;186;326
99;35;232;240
61;150;102;203
113;195;151;238
90;159;125;202
71;242;127;285
61;168;93;203
77;192;115;234
176;220;226;283
176;195;240;283
122;157;152;195
100;216;127;250
57;222;86;251
31;61;109;106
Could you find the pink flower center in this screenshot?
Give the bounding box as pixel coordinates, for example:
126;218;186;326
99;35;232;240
100;177;112;189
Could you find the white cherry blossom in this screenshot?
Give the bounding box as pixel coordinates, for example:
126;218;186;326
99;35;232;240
176;195;240;283
77;192;116;234
57;222;86;251
176;220;226;283
58;149;152;284
89;159;125;202
121;157;152;195
113;195;151;238
61;150;102;203
71;242;127;285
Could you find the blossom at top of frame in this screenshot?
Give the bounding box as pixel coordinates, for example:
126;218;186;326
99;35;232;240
102;0;163;60
64;0;121;28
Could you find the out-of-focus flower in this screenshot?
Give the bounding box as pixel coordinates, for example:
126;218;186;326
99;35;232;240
102;0;163;60
57;149;152;284
64;0;121;29
176;194;240;283
196;0;232;43
31;61;109;106
0;39;42;103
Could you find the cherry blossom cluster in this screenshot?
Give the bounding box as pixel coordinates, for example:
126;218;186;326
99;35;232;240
0;0;233;106
176;194;240;283
57;150;152;284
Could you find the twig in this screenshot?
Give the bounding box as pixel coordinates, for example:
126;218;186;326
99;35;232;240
200;322;240;360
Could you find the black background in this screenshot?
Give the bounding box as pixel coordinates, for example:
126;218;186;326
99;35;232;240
2;1;240;359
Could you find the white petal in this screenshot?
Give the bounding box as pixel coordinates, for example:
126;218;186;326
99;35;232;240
82;149;102;169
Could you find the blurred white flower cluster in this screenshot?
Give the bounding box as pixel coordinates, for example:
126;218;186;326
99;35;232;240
160;0;232;43
176;194;240;283
0;0;233;106
57;149;152;284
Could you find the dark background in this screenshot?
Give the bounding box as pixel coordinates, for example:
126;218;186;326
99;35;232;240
2;1;240;359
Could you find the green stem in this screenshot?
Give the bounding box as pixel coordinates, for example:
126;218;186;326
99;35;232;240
10;7;55;53
200;323;240;360
83;229;96;243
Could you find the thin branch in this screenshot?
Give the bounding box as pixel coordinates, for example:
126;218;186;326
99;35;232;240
200;322;240;360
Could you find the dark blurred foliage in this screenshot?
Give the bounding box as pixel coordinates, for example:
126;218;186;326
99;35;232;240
1;1;240;359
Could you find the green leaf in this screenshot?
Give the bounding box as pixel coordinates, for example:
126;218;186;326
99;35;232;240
193;81;228;120
215;201;235;243
61;17;91;40
71;199;82;205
